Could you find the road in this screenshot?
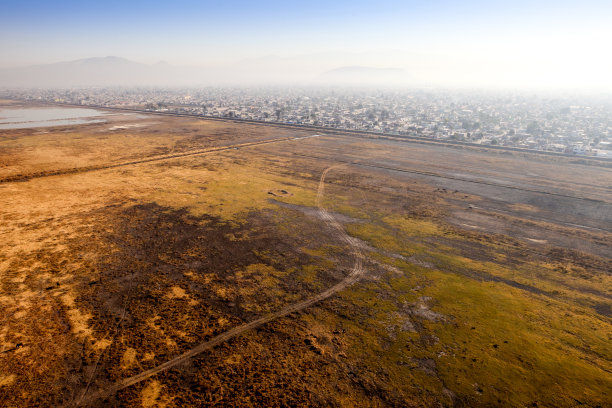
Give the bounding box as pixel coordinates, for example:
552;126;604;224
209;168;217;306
76;164;366;406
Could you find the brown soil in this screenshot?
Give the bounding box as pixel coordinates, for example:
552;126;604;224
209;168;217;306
0;106;610;407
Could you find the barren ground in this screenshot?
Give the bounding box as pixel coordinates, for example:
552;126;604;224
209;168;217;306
0;101;610;407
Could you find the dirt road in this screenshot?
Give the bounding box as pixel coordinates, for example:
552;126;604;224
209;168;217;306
76;164;365;406
0;136;297;184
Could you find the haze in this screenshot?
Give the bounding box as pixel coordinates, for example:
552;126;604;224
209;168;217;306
1;0;611;90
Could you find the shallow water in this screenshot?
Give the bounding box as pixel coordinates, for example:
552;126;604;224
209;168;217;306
0;107;107;129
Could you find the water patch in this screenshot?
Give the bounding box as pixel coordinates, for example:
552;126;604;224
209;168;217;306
0;107;107;129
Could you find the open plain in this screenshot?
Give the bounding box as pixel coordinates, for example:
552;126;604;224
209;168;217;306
0;100;610;407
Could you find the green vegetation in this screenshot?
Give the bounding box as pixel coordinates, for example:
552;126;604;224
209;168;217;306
331;199;611;407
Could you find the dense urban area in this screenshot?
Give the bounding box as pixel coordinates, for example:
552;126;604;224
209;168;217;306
3;87;611;156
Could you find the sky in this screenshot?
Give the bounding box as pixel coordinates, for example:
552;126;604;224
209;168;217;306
1;0;611;90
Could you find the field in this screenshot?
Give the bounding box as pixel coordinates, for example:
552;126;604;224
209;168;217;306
0;100;610;407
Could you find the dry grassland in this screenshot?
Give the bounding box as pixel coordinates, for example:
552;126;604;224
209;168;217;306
0;106;610;407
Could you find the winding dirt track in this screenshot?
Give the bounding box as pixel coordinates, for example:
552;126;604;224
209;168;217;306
77;164;365;406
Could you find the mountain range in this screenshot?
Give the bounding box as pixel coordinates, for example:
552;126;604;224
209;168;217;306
0;56;411;87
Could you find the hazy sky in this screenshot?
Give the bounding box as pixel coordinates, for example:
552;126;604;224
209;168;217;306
1;0;611;90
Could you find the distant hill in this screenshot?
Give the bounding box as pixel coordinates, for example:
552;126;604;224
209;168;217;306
318;66;409;85
323;66;404;75
0;56;209;87
0;57;412;88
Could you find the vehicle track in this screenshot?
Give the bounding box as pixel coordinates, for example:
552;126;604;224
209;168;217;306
0;136;295;184
76;164;365;406
289;152;611;204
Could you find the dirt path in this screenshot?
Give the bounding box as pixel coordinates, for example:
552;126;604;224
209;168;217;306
76;164;365;406
0;136;296;184
291;152;610;204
